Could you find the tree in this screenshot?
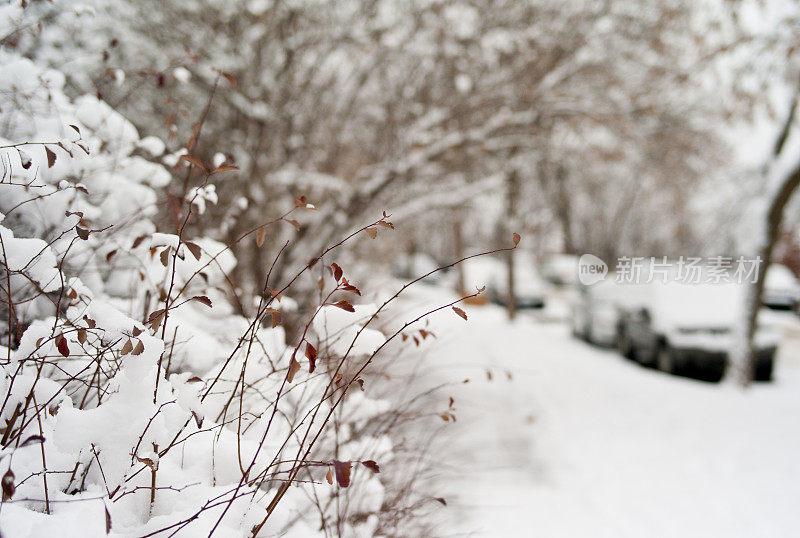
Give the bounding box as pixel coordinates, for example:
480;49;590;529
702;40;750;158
730;87;800;385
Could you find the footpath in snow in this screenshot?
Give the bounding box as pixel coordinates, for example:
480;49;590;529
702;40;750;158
400;286;800;538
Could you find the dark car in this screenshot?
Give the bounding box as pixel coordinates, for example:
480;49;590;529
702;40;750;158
616;282;779;381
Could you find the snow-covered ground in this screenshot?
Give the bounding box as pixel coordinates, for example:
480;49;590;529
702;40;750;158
401;286;800;538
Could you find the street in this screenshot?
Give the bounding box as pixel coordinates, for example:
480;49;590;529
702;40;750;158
404;288;800;537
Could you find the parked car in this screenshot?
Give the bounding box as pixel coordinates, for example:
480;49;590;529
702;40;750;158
461;255;546;309
762;263;800;311
571;279;624;345
541;254;579;287
616;281;779;380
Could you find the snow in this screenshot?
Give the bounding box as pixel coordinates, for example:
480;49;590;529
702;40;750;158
0;42;396;538
172;66;191;84
0;224;61;292
137;136;166;157
765;263;800;293
313;303;387;357
397;286;800;537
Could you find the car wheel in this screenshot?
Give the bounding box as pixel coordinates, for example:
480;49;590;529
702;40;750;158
657;344;674;374
755;359;774;382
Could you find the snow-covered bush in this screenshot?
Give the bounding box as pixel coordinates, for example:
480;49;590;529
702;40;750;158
0;15;414;537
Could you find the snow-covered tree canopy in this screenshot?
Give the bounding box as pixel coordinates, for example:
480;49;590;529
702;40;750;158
8;0;776;292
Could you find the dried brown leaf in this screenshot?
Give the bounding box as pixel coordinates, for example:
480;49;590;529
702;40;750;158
305;343;318;373
287;357;301;383
190;295;213;308
178;154;206;172
331;262;343;282
184;241;202;261
333;460;352;487
45;146;57;168
2;469;14;500
361;460;380;474
56;335;70;357
332;300;355;312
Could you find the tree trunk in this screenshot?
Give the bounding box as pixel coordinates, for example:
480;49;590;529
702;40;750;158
729;91;800;386
505;169;519;320
554;164;575;254
452;212;466;294
733;163;800;385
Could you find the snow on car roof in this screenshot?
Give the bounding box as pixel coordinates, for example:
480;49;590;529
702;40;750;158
765;264;800;290
650;281;743;327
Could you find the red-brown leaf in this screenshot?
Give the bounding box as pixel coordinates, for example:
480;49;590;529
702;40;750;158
178;154;206;172
132;235;148;249
2;469;14;501
361;460;380;474
343;284;361;296
333;460;352;487
256;226;266;248
331;262;343;282
305;342;317;373
191;295;213;308
221;71;237;87
184;241;202;261
287;357;301;383
332;300;355;312
512;232;521;246
45;146;57;168
452;306;467;320
211;164;239;174
56;335;69;357
366;227;377;239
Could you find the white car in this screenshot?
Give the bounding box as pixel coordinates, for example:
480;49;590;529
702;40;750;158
541;254;579;287
617;281;780;380
571;279;624;345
